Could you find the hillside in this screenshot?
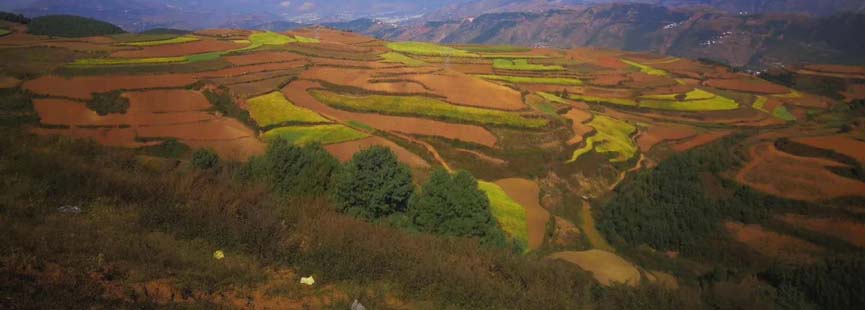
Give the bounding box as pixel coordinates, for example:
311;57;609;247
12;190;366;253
28;14;124;37
1;20;865;309
345;3;865;68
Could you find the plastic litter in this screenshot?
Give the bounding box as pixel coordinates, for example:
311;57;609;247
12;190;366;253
57;205;82;214
300;276;315;286
213;250;225;260
351;299;367;310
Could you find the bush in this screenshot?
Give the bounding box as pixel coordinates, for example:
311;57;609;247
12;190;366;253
333;146;413;219
28;15;124;37
245;139;341;197
86;91;129;115
191;148;219;169
409;169;503;244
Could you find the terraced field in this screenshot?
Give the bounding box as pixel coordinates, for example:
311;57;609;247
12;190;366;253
247;92;329;127
263;124;368;145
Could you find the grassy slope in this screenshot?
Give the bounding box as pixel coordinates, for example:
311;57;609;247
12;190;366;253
493;59;563;71
568;115;637;163
311;90;548;129
247;92;329;127
386;42;478;57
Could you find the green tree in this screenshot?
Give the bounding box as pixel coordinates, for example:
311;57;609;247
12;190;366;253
333;146;413;219
409;168;501;241
191;148;219;169
247;139;341;196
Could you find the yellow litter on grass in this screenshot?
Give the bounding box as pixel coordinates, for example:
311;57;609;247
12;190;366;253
213;250;225;260
300;276;315;285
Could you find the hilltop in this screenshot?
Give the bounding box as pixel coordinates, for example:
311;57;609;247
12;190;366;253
1;15;865;309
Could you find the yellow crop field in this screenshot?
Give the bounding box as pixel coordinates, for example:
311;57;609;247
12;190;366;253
247;92;329;127
478;181;529;251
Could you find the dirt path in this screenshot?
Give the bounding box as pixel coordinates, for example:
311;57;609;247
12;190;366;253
494;178;551;250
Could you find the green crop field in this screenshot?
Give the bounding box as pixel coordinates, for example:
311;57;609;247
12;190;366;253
641;89;716;101
120;35;199;46
772;106;796;121
569;94;637;106
753;96;769;111
493;59;563;71
294;35;320;43
567;115;637;163
262;124;368;145
380;52;427;66
69;56;188;66
311;90;548;129
478;75;583;86
538;92;569;104
457;45;532;53
640;96;739;111
0;29;10;37
249;31;296;46
386;42;479;57
478;181;529;251
248;92;330;127
773;90;802;98
621;59;668;76
480;54;548;59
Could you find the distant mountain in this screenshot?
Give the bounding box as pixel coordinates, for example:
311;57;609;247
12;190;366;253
339;3;865;68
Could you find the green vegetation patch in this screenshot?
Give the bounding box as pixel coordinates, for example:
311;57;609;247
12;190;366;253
538;92;569;104
493;59;563;71
263;124;368;145
478;75;583;86
386;42;478;57
458;45;531;53
249;31;296;46
640;89;715;101
247;92;329;127
293;35;320;43
28;15;125;37
568;115;637;163
380;52;426;66
311;90;548;129
120;35;199;46
621;59;668;76
70;56;188;66
478;181;529;250
569;94;637;106
480;54;548;59
0;29;10;37
640;96;739;111
87;91;129;115
772;106;796;121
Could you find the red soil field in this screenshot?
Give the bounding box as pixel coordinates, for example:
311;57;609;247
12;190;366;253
843;84;865;102
590;74;628;87
224;52;305;66
30;127;158;148
640;84;694;96
283;80;499;147
33;98;215;126
406;72;525;111
301;67;428;94
193;29;252;39
494;178;550;250
779;214;865;248
446;64;495;75
123;89;212;113
308;57;401;69
324;136;429;169
455;148;506;165
23;74;198;100
136;118;254;141
292;28;376;45
563;108;593;145
111;40;244;58
792;136;865;165
207;69;300;85
182;137;266;161
736;143;865;201
704;79;788;94
637;124;698;152
725;222;823;264
195;61;307;79
0;75;21;88
671;131;731;152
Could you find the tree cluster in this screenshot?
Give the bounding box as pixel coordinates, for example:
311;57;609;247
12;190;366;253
28;15;124;37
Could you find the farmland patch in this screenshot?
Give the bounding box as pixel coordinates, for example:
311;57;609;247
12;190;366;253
263;124;368;145
247;92;329;127
478;181;529;251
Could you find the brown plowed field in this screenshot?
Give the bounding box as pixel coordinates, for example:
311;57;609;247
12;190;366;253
300;67;428;94
111;40;243;58
704;79;788;94
283;80;498;147
725;222;823;264
780;214;865;248
24;74;198;100
792;136;865;165
324;136;429;169
563;109;593;145
407;72;535;110
736;143;865;201
194;61;307;79
224;52;305;66
494;178;550;250
0;75;21;88
136;118;254;141
637;124;698;152
671;131;731;152
33;98;215;126
123;89;212;113
182;137;265;161
843;84;865;102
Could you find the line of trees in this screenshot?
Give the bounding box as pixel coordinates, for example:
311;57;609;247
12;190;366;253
28;15;124;37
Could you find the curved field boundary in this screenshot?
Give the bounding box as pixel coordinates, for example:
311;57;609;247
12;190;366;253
310;90;547;129
262;124;368;145
119;35;199;47
725;222;824;264
493;59;563;71
620;59;668;76
563;108;594;145
567;115;637;163
247;91;329;127
325;136;430;169
791;136;865;165
478;74;583;86
494;178;550;250
282;80;499;147
636;124;698;152
386;41;478;58
705;78;789;94
478;181;529;251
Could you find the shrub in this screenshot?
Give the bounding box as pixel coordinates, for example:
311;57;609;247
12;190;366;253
86;91;129;115
409;168;506;245
252;139;342;197
191;148;219;169
333;146;413;219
